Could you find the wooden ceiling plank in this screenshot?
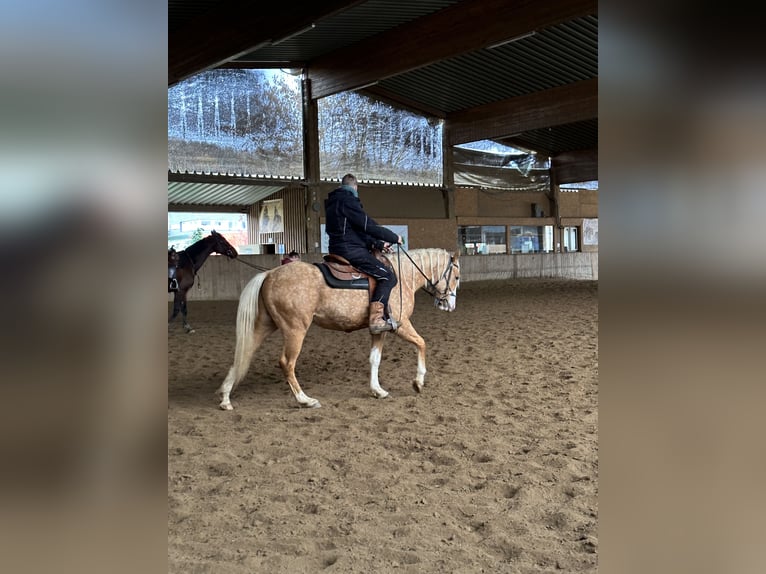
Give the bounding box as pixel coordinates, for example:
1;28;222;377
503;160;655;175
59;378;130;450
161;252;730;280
447;78;597;145
308;0;597;98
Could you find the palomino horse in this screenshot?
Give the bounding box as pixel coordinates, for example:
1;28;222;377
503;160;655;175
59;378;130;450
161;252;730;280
169;230;238;333
217;248;460;410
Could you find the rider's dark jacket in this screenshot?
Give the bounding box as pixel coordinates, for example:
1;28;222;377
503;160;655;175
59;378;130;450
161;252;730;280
324;185;399;258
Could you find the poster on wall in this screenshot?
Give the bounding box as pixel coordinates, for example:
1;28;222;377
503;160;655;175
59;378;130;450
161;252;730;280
582;218;598;245
320;224;409;254
259;199;284;234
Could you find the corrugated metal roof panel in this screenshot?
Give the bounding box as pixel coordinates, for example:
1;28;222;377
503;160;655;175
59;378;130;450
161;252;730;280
236;0;460;62
377;16;597;113
506;119;598;157
168;181;285;206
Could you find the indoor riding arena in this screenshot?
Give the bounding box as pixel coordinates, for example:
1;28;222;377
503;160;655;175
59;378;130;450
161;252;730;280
169;1;598;572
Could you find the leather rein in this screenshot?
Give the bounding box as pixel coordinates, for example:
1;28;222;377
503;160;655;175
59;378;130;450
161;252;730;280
394;246;458;308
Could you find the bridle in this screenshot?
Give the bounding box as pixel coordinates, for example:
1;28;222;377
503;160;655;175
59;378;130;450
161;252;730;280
396;247;459;310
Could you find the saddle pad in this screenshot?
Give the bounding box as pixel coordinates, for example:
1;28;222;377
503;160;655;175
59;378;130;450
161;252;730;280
314;263;369;289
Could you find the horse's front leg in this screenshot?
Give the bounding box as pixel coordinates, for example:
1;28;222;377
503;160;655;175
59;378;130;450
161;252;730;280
369;334;389;398
180;299;195;334
390;321;427;393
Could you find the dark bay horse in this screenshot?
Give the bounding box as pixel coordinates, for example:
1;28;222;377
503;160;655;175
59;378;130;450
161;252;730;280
168;230;238;333
216;248;460;410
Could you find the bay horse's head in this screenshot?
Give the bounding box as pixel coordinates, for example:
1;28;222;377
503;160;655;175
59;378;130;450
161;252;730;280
210;230;238;259
433;252;460;312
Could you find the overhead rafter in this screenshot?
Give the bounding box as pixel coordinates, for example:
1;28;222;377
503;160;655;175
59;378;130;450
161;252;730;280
447;78;597;145
169;0;363;86
552;148;598;184
307;0;596;99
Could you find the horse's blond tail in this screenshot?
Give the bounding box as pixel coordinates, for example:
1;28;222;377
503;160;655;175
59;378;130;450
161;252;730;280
218;271;268;394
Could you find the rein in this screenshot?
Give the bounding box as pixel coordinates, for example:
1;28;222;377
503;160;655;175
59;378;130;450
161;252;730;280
234;258;273;272
394;246;456;308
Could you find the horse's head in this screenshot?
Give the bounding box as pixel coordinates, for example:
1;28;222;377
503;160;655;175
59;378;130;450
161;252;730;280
434;252;460;312
210;230;238;259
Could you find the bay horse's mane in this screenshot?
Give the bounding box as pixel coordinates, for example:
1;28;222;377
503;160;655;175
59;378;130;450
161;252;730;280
181;235;214;262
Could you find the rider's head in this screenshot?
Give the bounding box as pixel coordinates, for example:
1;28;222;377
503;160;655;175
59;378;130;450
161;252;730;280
341;173;357;190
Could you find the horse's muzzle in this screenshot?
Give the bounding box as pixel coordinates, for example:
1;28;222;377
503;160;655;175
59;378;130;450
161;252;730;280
436;294;456;312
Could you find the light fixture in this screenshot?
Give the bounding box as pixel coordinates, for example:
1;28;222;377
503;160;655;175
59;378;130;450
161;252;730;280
486;31;536;50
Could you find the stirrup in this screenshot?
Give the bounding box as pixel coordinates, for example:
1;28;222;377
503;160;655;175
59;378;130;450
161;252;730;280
369;321;393;334
169;279;178;291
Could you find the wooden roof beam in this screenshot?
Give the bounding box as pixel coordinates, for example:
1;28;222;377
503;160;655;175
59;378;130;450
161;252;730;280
447;78;597;145
552;148;598;184
308;0;596;99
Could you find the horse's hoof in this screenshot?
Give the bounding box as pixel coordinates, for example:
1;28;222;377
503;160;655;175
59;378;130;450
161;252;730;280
412;381;423;393
301;400;321;408
219;402;233;411
186;329;196;334
373;390;390;399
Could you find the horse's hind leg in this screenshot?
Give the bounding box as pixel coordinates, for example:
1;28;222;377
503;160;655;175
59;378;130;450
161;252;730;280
369;333;390;399
168;295;181;327
217;321;276;410
279;326;320;408
392;320;427;393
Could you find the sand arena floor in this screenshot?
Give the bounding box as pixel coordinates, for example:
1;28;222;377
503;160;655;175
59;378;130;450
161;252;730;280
169;278;598;573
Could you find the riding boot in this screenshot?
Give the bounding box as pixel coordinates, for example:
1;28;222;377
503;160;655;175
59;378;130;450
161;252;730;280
369;302;393;334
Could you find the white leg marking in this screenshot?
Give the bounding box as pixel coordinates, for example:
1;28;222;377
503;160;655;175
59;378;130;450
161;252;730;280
369;346;389;398
295;391;321;408
414;354;426;391
217;372;236;410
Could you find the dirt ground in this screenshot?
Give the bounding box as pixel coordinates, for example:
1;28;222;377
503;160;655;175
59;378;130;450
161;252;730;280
168;278;598;573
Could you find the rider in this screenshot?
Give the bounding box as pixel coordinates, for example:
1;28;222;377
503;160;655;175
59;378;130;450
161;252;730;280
325;173;402;334
281;250;301;265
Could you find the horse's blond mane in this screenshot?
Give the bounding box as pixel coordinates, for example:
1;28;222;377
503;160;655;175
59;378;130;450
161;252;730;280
391;248;450;291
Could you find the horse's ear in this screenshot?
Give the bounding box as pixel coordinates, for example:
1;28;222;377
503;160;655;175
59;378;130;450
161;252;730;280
211;229;218;236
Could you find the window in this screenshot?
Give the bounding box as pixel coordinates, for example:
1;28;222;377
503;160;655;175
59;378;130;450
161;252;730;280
454;140;550;191
319;91;442;185
459;225;555;254
168;212;247;250
458;225;506;255
563;226;579;252
168;69;303;178
510;225;554;254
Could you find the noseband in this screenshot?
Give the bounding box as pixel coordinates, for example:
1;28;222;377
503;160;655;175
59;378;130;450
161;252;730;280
424;258;459;307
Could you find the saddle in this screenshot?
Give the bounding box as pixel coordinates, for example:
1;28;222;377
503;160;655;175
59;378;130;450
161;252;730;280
314;251;392;300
